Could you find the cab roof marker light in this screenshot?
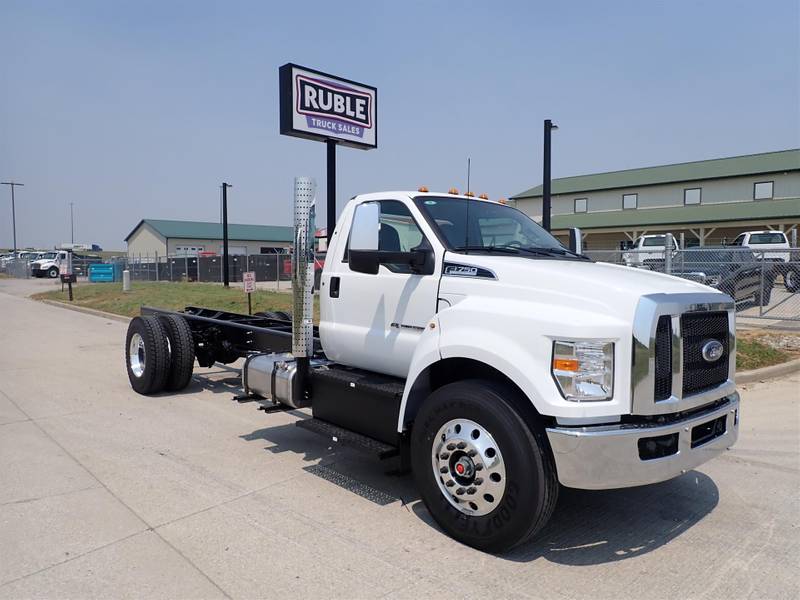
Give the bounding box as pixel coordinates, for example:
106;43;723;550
479;193;489;200
418;186;429;193
448;187;459;195
465;191;475;197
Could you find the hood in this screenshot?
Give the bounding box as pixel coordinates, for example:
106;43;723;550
440;253;721;321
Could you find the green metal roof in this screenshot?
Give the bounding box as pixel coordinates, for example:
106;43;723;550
125;219;294;243
551;197;800;231
512;149;800;199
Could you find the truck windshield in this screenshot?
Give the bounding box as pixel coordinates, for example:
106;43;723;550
413;196;564;253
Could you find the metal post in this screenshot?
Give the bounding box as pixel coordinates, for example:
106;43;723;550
275;252;280;291
155;251;159;282
197;255;201;282
169;255;173;281
222;182;231;286
1;181;24;260
292;177;316;407
326;140;336;246
792;228;798;248
760;251;766;316
664;233;673;274
70;202;74;244
542;120;557;232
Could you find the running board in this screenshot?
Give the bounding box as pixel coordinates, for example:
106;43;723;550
295;418;398;459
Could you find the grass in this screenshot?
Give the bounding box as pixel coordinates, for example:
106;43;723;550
736;338;792;371
31;281;795;372
32;281;319;320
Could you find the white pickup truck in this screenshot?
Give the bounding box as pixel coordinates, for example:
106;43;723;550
125;182;739;553
623;233;680;267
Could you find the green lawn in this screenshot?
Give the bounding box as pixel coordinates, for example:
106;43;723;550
32;281;318;320
735;337;792;371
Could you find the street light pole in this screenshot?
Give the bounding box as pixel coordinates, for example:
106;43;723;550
70;202;74;244
221;182;232;287
1;181;24;257
542;119;558;232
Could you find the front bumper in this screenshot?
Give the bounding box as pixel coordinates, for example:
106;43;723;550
546;393;739;490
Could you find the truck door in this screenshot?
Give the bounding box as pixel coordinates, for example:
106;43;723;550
321;199;440;378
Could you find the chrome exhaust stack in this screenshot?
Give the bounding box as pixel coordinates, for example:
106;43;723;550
241;177;318;409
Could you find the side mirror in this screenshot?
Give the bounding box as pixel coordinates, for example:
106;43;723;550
568;227;583;254
350;202;380;251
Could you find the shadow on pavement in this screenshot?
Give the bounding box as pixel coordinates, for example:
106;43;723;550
506;471;719;564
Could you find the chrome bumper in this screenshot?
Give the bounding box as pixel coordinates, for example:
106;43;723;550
546;393;739;490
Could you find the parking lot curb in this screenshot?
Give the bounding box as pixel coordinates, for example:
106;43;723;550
38;299;131;323
738;357;800;383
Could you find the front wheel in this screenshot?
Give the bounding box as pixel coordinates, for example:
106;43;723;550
411;380;558;553
47;266;59;278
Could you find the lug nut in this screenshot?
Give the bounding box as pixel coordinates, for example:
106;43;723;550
456;487;465;495
474;463;483;471
440;452;450;460
467;449;477;457
446;480;455;487
440;466;448;473
456;442;467;450
467;487;477;495
473;478;483;485
446;443;456;451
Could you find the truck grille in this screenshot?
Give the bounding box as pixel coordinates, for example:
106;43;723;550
654;315;672;400
680;311;729;396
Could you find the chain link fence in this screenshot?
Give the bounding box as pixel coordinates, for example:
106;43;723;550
586;246;800;321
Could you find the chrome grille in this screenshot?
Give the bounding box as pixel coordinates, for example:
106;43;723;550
632;292;735;416
680;311;729;396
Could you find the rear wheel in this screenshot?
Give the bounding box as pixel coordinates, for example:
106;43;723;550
126;316;170;395
158;315;195;391
411;380;558;553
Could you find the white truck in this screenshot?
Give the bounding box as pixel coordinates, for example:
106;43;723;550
125;181;739;553
729;230;791;263
623;233;680;267
31;251;69;278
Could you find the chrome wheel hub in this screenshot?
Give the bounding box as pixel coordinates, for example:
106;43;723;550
129;333;146;378
432;418;506;516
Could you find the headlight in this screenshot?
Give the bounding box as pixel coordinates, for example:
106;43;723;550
552;340;614;401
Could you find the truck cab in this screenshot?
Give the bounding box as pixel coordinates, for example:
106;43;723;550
127;188;739;553
623;233;679;267
31;251;68;278
729;230;790;263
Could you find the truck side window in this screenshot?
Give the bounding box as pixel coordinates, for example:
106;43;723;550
343;200;427;273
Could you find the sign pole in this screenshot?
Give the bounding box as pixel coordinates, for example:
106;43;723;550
243;271;256;315
222;182;232;287
247;291;252;315
326;140;336;246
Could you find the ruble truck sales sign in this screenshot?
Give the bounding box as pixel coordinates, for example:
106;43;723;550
279;64;377;149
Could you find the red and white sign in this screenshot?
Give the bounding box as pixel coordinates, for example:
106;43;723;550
243;271;256;294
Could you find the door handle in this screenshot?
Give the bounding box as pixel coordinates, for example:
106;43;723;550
330;276;340;298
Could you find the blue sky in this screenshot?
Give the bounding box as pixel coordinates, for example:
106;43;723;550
1;0;798;250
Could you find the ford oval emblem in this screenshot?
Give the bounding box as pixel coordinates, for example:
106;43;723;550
701;340;724;363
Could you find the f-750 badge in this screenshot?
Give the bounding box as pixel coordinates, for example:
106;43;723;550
444;265;479;277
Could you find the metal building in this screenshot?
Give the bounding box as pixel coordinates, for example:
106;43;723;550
125;219;293;258
511;149;800;249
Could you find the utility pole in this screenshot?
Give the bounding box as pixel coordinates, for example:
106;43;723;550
542;119;558;232
221;182;232;287
326;140;336;246
70;202;75;244
1;181;24;257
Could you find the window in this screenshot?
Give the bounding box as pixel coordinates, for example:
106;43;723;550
749;232;787;245
260;246;286;254
414;196;563;251
642;236;666;247
574;198;588;213
730;234;745;247
754;181;773;200
622;193;637;209
344;200;426;273
684;188;701;205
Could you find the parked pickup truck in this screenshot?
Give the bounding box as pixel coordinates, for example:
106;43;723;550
125;182;739;553
622;233;679;267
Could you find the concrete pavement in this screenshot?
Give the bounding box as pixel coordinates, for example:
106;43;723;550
0;278;798;599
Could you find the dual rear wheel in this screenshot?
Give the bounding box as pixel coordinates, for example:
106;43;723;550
125;315;195;395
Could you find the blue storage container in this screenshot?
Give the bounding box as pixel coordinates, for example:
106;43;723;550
89;263;115;283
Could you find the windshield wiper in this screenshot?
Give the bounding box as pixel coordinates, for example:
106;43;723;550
521;246;591;260
453;245;520;254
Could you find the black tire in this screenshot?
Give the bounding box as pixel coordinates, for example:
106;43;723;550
785;268;800;293
158;314;195;391
411;380;558;553
47;266;59;278
273;311;292;321
125;316;170;395
254;311;281;320
758;280;773;306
